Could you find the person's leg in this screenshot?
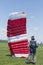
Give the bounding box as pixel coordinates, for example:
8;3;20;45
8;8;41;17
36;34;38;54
33;53;36;63
26;48;33;64
26;53;31;63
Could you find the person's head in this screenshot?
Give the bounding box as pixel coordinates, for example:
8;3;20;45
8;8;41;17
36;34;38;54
31;36;35;40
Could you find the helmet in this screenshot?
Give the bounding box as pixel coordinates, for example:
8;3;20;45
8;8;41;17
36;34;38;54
31;36;35;40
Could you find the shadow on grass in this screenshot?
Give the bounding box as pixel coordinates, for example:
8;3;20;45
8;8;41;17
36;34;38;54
6;54;12;57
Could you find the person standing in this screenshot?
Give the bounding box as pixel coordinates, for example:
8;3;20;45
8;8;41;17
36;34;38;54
26;36;38;64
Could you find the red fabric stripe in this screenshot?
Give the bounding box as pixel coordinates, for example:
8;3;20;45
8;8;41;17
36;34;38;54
8;18;26;25
7;26;26;32
8;39;29;54
7;28;26;34
7;31;26;37
7;18;26;37
7;21;26;28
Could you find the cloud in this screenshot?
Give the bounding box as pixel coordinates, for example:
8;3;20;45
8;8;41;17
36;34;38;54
0;27;7;40
29;14;35;21
1;28;7;32
33;27;39;31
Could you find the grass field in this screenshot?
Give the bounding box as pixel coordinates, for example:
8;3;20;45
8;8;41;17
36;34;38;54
0;41;43;65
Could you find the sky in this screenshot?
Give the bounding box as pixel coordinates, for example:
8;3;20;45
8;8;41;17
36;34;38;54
0;0;43;43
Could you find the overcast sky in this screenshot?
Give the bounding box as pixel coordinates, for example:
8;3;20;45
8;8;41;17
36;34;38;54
0;0;43;43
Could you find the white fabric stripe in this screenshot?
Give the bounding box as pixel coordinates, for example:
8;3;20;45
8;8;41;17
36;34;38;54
8;36;28;43
8;34;27;39
9;12;26;20
12;54;29;57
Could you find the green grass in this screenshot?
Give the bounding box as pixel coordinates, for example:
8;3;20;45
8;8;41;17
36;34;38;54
0;41;43;65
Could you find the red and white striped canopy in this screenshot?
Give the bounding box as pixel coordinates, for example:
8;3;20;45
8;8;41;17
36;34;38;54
7;12;29;57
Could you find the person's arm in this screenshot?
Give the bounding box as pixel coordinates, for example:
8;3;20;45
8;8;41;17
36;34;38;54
35;41;38;48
